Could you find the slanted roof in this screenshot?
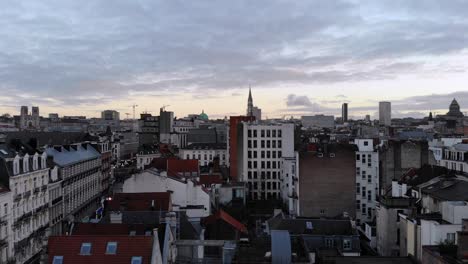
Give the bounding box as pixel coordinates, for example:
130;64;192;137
46;144;100;167
183;142;226;150
421;179;468;201
167;159;198;178
199;174;223;185
204;209;247;234
48;235;153;264
108;192;171;211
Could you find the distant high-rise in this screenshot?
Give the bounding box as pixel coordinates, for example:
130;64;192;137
342;103;348;123
379;102;391;126
247;86;254;116
101;110;120;121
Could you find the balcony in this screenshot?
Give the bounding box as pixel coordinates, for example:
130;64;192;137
0;238;7;248
41;185;47;191
0;216;7;225
34;187;40;194
24;190;31;198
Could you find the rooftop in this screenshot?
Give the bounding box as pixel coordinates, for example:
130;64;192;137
422;179;468;201
46;144;100;167
182;142;226;150
269;217;355;236
48;235;154;264
108;192;171;212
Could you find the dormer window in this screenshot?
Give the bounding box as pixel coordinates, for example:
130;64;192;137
23;156;29;173
13;159;19;175
33;155;38;170
41;154;47;169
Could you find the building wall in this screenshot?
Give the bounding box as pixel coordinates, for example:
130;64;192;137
122;171;210;217
299;146;356;218
0;191;12;263
355;139;379;224
420;219;461;259
227;116;255;181
379;102;391;126
239;123;296;202
179;148;227;166
376;203;411;256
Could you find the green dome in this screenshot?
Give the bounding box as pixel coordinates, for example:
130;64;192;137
199;110;209;120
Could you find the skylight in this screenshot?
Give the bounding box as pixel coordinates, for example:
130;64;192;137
80;242;92;255
106;242;117;254
52;256;63;264
131;256;142;264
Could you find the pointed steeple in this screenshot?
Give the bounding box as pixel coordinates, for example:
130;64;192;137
247;85;254;116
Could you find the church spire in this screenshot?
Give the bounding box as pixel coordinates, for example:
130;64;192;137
247;85;253;116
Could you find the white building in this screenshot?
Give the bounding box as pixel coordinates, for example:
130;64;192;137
0;146;50;263
238;122;300;215
440;143;468;173
179;143;227;166
122;168;210;218
379;102;391;126
355;139;379;224
46;144;102;233
136;149;161;170
301;115;335;129
19;106;40;130
428;138;467;165
0;188;12;263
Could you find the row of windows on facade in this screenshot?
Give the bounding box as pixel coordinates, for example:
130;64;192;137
356;168;375;183
247;129;282;138
247;160;282;170
249;191;281;200
356;154;373;164
356;184;375;201
186;153;226;160
248;181;280;190
13;174;48;195
443;150;467;161
356;201;373;217
13;193;48;217
63;159;100;177
247;170;281;180
248;150;282;159
52;242;144;264
12;155;47;175
445;161;465;172
248;140;282;149
13;212;48;241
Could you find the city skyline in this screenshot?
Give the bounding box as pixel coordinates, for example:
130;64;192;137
1;1;468;118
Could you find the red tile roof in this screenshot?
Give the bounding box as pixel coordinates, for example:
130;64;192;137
167;159;199;178
204;209;248;234
108;192;171;212
48;235;154;264
199;174;223;185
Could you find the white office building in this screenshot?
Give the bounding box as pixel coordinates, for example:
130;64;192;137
355;139;379;224
238;122;300;215
179;143;227;166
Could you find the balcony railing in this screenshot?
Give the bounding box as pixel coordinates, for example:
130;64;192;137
33;187;40;194
24;190;31;198
0;238;7;248
41;185;47;191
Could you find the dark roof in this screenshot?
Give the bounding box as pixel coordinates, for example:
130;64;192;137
270;218;355;236
203;209;248;234
72;223;156;236
108;192;171;211
323;256;417;264
199;174;223;185
421;179;468;201
46;144;100;167
183;142;226;150
401;165;448;186
48;235;154;264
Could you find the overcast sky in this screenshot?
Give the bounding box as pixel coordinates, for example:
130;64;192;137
1;0;468;119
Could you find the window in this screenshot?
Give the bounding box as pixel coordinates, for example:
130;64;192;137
362;170;366;180
356;183;360;194
343;239;352;250
364;141;369;146
106;242;118;254
52;256;63;264
131;256;143;264
356;154;360;161
325;238;334;248
267;130;271;137
261;130;265;138
447;233;456;243
356;201;360;209
80;242;92;255
248;129;252;138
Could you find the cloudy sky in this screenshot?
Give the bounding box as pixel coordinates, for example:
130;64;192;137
1;0;468;119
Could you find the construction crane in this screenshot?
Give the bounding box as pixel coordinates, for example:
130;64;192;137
129;104;138;119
